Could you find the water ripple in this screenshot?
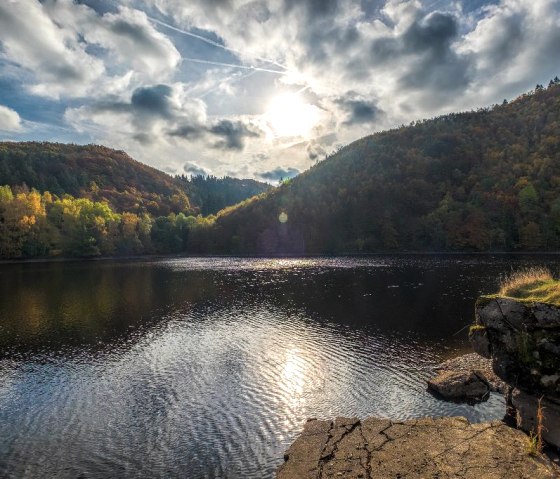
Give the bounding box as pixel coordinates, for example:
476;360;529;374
3;255;555;478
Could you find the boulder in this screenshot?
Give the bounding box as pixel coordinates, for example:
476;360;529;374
433;352;506;393
427;370;490;401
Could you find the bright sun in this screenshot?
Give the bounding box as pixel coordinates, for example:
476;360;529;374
265;93;321;138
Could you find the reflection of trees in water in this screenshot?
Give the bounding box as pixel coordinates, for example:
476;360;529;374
0;256;549;357
0;263;219;354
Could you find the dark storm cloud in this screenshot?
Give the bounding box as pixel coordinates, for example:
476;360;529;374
280;0;359;65
132;132;151;144
111;20;160;45
260;166;300;182
399;16;471;95
478;12;525;69
209;119;261;150
92;84;175;119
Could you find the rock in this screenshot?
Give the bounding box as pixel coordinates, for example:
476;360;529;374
427;370;489;401
470;326;492;358
277;416;560;478
511;388;560;450
472;297;560;399
471;296;560;449
433;352;507;393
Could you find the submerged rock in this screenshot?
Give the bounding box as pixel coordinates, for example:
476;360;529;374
427;370;489;401
277;416;560;478
426;352;507;403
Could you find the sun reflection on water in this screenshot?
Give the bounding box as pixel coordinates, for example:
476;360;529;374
282;348;306;397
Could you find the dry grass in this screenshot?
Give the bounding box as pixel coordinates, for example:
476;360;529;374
498;267;560;305
526;396;546;456
499;267;553;295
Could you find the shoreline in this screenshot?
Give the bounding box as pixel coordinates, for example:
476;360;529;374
2;250;560;266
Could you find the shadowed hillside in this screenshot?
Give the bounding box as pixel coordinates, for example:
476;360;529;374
202;80;560;254
177;174;271;216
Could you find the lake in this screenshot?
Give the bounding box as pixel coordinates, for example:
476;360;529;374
1;255;558;478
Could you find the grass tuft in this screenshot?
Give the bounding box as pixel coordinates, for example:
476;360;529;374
526;396;546;455
498;267;560;305
468;324;486;334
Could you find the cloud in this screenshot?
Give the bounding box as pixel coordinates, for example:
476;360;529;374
459;0;560;101
72;5;181;79
170;118;262;150
0;105;23;132
0;0;105;98
131;84;174;117
0;0;180;99
306;140;326;161
334;94;382;125
209;119;261;150
183;162;208;176
259;166;300;182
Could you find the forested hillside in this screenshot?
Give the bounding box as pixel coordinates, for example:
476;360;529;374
0;142;190;216
202;80;560;254
178;175;271;215
0;143;268;258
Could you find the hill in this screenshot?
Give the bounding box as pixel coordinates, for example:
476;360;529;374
0;142;272;258
177;175;271;216
200;80;560;254
0;142;190;216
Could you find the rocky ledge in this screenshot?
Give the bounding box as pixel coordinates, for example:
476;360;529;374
471;296;560;448
277;416;559;478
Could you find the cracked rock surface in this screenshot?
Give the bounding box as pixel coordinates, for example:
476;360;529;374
277;416;560;478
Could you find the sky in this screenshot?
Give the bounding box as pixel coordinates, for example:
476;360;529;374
0;0;559;182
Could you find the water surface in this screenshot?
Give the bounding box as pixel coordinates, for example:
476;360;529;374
1;255;557;478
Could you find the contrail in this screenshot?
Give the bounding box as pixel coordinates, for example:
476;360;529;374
198;70;259;98
148;16;290;72
182;57;285;74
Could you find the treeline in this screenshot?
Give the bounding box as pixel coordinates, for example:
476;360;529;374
0;185;214;259
176;174;270;215
199;79;560;254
